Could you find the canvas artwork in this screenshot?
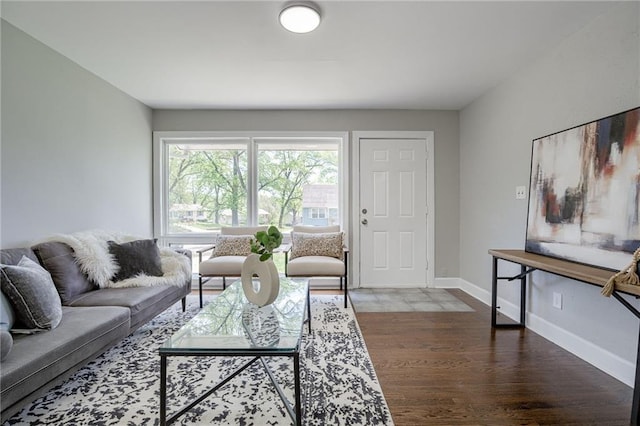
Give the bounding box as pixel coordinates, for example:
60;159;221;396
526;107;640;271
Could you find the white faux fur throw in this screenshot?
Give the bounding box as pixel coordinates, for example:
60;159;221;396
39;230;190;289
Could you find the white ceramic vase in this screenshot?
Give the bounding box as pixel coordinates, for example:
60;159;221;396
241;253;280;307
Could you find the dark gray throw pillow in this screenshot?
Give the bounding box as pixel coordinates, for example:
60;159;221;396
32;241;96;304
0;256;63;330
108;239;163;282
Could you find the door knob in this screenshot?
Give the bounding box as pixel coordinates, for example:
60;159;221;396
361;218;368;225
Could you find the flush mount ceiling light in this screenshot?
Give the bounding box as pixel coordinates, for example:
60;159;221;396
279;2;321;34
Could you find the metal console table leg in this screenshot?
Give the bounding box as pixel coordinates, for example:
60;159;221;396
491;256;535;328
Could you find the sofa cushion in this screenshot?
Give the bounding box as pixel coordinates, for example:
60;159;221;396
290;232;343;260
31;241;96;305
107;239;163;282
67;285;183;331
0;256;62;330
0;305;130;411
211;235;252;257
0;291;15;331
0;248;39;267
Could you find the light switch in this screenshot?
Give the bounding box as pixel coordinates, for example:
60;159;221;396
553;292;563;310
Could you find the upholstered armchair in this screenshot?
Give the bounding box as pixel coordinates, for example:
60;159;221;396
197;226;267;308
284;225;349;308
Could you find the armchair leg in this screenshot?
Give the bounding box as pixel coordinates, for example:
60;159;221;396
223;276;226;290
199;275;203;309
181;297;186;312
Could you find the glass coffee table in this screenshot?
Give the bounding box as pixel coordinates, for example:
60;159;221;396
159;277;310;426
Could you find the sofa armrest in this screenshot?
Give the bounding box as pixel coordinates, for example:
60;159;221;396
172;248;192;262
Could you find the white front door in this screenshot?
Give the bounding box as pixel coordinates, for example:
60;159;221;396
358;137;431;287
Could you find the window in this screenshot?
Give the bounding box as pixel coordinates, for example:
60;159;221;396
166;140;249;235
309;208;327;219
153;132;347;247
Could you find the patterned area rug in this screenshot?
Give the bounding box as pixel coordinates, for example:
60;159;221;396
4;295;393;425
350;288;474;312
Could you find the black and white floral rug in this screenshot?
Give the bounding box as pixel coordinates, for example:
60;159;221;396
4;295;393;426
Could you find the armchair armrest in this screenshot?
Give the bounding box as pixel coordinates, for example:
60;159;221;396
195;245;216;263
280;243;292;254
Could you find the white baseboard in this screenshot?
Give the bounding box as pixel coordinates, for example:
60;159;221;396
433;277;462;288
451;277;635;387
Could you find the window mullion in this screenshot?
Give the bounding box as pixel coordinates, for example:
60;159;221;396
247;138;258;226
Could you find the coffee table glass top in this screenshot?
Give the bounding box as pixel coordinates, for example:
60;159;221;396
160;278;308;353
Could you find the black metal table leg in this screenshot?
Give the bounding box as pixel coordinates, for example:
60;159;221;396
633;322;640;425
294;352;302;426
344;251;349;308
491;256;531;328
307;284;311;333
519;264;527;325
491;256;498;327
160;355;167;426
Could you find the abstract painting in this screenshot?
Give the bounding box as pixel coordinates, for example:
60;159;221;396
526;107;640;271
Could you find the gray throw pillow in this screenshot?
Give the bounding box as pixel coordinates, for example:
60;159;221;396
32;241;96;304
0;256;63;330
108;239;163;282
0;329;12;361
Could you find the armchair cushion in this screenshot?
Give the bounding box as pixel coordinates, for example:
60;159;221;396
292;225;340;233
199;256;246;276
211;235;252;258
287;256;345;276
289;232;343;260
221;226;267;236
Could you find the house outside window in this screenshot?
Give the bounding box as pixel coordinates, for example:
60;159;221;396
310;207;327;219
303;185;337;226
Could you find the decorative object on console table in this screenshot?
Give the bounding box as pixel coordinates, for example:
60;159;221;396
602;246;640;296
241;226;283;307
525;107;640;271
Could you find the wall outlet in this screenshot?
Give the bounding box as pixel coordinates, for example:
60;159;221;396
553;292;563;310
515;185;527;200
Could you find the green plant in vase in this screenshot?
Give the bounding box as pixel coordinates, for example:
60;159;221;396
250;226;283;262
243;225;283;307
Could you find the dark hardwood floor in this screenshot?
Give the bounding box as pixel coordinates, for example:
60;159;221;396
356;289;633;426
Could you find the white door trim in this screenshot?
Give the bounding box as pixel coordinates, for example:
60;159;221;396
351;131;435;288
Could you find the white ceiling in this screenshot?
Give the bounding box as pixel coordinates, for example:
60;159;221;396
1;1;617;110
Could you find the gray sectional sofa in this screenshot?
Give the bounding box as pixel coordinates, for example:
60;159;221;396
0;240;192;422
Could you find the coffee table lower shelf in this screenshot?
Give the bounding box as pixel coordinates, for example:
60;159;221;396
159;349;302;426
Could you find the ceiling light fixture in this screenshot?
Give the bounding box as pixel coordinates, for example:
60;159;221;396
279;2;321;34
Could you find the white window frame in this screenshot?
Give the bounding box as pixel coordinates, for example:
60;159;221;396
310;207;327;219
152;131;349;247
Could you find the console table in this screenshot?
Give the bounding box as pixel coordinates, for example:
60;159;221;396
489;249;640;425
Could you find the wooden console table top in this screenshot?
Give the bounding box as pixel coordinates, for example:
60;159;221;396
488;249;640;297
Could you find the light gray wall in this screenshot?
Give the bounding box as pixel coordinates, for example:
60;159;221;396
460;2;640;377
153;109;460;277
1;21;154;247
